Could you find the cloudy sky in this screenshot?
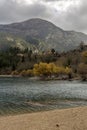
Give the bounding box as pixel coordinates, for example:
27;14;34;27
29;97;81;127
0;0;87;33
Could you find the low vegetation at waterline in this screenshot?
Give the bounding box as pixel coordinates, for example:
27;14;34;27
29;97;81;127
0;44;87;80
33;62;72;79
15;62;72;79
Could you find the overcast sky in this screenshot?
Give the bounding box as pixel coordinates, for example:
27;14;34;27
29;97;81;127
0;0;87;33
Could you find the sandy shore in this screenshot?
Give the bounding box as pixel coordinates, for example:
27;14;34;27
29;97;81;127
0;106;87;130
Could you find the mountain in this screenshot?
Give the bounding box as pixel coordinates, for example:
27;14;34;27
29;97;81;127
0;18;87;52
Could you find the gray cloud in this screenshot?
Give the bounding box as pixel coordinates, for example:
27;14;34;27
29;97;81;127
44;0;74;1
0;0;53;23
61;0;87;33
0;0;87;34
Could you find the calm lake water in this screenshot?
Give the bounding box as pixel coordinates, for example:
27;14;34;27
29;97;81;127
0;77;87;115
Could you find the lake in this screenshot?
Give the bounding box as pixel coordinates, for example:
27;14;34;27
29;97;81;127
0;77;87;115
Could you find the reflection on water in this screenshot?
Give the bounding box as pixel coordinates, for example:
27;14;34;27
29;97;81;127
0;77;87;115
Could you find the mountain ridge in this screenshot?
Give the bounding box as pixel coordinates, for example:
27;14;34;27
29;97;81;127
0;18;87;52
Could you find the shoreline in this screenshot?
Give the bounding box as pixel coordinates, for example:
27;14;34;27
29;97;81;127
0;106;87;130
0;75;20;78
0;74;83;81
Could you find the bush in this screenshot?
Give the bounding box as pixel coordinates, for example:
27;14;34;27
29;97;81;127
33;62;72;78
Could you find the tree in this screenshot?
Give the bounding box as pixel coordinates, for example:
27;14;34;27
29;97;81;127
82;51;87;64
51;48;55;54
28;49;32;61
33;62;72;78
65;67;72;79
79;41;85;51
21;55;25;62
33;62;56;77
78;63;87;80
66;58;72;66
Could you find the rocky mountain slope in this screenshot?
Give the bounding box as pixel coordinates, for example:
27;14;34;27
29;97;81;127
0;18;87;52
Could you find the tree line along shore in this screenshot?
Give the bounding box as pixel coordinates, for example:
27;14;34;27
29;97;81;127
0;43;87;81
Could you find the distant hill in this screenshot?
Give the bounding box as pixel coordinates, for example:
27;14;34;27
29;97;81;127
0;18;87;52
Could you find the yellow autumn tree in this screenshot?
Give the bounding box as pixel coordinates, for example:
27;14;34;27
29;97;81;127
65;67;72;78
33;62;72;78
82;51;87;57
33;62;55;76
65;67;72;75
78;63;87;80
82;51;87;64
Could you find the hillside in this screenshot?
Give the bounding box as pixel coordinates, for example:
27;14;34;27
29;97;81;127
0;44;87;80
0;18;87;52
